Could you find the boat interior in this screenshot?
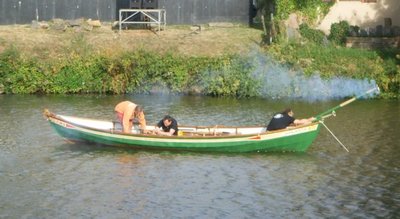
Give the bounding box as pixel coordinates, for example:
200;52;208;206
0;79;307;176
58;115;267;137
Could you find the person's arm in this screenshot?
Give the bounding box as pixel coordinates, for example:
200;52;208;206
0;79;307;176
137;111;147;132
157;128;176;136
153;120;163;135
122;107;134;133
293;117;315;126
154;126;161;133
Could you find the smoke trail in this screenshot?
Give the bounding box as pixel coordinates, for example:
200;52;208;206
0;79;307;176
248;50;378;101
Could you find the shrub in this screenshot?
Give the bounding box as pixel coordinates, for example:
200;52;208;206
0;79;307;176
299;23;326;45
197;55;261;97
0;47;47;94
329;21;350;45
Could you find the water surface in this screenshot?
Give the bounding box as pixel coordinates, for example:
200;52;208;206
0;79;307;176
0;94;399;218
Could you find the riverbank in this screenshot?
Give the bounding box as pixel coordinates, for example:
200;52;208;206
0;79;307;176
0;24;398;98
0;24;262;59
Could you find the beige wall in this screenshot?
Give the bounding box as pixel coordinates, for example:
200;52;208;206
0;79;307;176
318;0;400;34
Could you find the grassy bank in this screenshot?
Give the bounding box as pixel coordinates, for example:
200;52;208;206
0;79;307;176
0;38;260;97
0;25;262;59
267;42;399;98
0;25;398;98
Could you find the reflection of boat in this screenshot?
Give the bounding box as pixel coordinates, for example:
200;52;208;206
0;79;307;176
44;87;379;153
44;109;321;153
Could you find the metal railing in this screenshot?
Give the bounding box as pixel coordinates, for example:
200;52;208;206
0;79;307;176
119;9;166;33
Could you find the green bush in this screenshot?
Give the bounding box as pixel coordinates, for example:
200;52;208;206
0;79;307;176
379;50;400;97
299;23;326;45
0;47;260;97
256;0;333;43
199;56;261;97
329;21;350;45
0;47;46;94
295;0;333;23
0;41;398;98
257;0;333;23
276;43;384;78
50;56;111;94
274;0;296;20
266;41;400;97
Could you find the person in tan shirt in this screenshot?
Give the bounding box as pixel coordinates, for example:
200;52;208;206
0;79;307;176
114;101;147;134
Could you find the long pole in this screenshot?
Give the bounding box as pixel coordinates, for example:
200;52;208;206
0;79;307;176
315;86;379;152
315;86;379;120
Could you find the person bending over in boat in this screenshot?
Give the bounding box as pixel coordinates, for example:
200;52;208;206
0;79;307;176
155;115;179;136
115;101;147;134
266;108;315;131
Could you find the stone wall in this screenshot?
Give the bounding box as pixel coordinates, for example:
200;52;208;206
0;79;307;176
346;36;400;49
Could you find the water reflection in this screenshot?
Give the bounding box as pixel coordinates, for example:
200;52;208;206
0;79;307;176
0;94;398;218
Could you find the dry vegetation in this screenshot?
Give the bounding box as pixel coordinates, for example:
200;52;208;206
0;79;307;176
0;24;263;59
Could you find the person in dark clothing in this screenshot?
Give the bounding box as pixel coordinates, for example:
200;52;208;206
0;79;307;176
266;108;315;131
155;115;179;136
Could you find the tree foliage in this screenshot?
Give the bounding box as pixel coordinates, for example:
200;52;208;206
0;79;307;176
256;0;333;22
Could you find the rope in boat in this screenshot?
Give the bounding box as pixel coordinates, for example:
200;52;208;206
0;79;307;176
319;121;349;152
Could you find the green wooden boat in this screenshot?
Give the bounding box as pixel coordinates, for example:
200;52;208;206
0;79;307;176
44;87;378;153
44;110;321;153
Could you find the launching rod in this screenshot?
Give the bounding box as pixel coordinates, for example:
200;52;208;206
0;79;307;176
315;86;380;121
313;86;379;152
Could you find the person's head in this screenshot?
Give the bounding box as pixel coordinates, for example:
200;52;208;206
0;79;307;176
134;105;144;114
162;115;173;127
282;108;294;117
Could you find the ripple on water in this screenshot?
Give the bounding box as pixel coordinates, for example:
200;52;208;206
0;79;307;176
0;96;399;218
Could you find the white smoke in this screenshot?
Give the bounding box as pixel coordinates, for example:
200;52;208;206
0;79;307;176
248;50;378;101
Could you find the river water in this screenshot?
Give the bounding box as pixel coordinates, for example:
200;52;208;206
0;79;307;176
0;94;399;218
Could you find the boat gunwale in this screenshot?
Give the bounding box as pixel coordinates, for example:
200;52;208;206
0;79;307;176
45;110;320;140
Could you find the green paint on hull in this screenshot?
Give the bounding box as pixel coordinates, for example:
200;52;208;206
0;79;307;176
49;120;320;153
